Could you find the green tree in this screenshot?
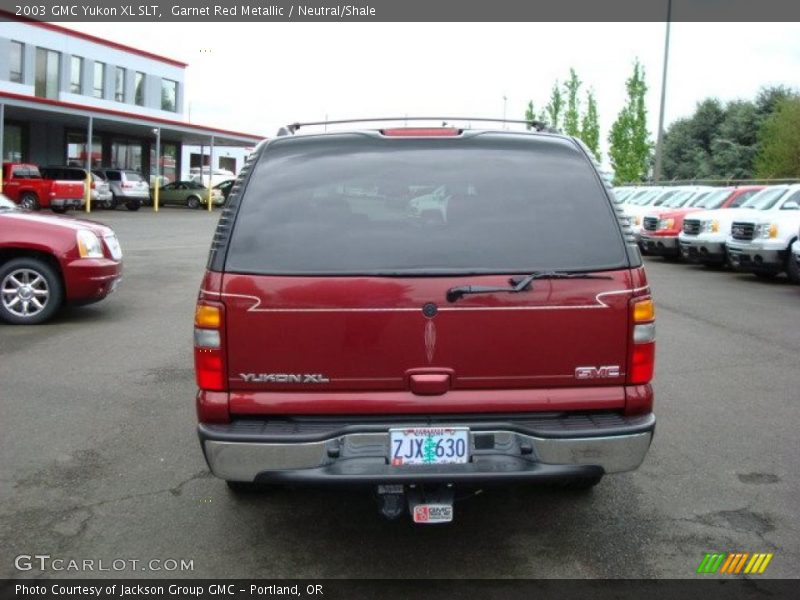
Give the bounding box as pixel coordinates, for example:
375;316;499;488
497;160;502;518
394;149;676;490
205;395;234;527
608;59;652;184
525;100;537;129
710;100;759;179
755;85;795;120
755;96;800;178
580;89;601;161
545;81;564;131
660;91;797;181
563;68;582;136
661;117;697;180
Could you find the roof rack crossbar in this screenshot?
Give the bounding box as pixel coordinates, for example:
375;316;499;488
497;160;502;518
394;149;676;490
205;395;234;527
277;117;557;136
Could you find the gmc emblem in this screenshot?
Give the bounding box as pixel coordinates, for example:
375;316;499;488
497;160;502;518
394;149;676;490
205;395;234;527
574;365;621;379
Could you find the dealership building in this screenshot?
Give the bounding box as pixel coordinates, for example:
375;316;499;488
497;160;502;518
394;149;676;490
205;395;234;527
0;16;263;184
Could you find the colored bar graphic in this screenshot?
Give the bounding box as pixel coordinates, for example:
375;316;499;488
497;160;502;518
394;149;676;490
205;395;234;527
697;553;727;573
699;552;773;575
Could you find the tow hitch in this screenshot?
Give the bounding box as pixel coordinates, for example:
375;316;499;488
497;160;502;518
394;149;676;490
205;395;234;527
376;484;455;524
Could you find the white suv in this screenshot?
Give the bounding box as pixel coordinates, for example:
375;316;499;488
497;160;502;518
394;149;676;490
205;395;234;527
678;186;788;266
725;185;800;283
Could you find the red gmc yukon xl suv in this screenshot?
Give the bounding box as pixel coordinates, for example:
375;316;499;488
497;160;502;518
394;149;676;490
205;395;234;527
194;123;656;523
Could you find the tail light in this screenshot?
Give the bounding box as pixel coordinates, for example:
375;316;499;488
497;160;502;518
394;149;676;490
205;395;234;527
628;297;655;385
122;182;133;189
194;302;226;392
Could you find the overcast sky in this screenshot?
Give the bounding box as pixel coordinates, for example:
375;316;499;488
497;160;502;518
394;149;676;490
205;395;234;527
70;22;800;164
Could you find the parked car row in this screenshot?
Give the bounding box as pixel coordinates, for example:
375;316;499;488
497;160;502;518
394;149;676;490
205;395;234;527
614;184;800;283
2;161;236;213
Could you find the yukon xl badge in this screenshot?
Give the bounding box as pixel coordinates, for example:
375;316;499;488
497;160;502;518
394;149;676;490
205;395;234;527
240;373;330;383
574;365;621;379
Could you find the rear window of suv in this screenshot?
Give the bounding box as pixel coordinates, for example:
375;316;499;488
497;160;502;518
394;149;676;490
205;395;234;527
225;134;628;275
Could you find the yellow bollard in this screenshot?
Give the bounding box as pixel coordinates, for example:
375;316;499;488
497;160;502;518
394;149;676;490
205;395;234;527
207;176;213;212
154;178;160;212
85;171;91;213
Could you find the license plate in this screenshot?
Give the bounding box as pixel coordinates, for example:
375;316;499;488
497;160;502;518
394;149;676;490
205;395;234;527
389;427;469;465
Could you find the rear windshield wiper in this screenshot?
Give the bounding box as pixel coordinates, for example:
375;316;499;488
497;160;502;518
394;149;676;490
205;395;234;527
446;271;613;303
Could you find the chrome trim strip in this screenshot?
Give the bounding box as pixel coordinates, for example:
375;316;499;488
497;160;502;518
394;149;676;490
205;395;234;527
200;286;651;313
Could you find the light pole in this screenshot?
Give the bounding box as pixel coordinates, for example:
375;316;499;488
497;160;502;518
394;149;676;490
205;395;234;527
152;127;161;212
653;0;672;182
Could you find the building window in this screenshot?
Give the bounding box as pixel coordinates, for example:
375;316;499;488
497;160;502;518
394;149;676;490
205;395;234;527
115;67;125;102
161;78;177;112
70;56;83;94
150;142;178;184
34;47;60;99
93;61;105;98
219;156;237;173
9;41;23;83
111;139;143;171
3;123;25;161
66;131;102;168
134;72;145;106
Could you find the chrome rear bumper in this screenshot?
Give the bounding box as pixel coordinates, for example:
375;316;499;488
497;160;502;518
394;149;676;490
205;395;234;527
199;413;655;484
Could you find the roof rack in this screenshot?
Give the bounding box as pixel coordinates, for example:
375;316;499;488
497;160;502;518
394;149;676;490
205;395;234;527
276;117;558;136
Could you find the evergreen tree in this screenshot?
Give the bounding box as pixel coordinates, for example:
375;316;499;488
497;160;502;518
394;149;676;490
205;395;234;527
608;59;652;184
563;68;582;136
580;89;601;161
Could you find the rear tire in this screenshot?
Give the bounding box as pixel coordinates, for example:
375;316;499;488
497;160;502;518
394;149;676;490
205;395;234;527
754;271;777;280
51;207;66;214
786;244;800;284
556;474;603;491
19;193;40;211
187;196;201;210
0;257;64;325
125;200;141;212
225;480;274;495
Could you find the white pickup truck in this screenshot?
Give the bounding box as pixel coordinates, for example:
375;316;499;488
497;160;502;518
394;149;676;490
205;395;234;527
624;186;709;244
678;185;791;266
725;184;800;283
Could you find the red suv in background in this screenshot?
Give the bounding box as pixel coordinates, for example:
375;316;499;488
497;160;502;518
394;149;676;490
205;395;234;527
0;194;122;324
193;122;656;523
640;186;764;258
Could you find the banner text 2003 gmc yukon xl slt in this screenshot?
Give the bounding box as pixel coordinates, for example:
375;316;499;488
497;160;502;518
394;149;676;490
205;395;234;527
193;122;656;523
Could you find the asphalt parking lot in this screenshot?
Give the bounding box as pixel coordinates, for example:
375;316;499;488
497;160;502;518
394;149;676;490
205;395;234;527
1;208;798;579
